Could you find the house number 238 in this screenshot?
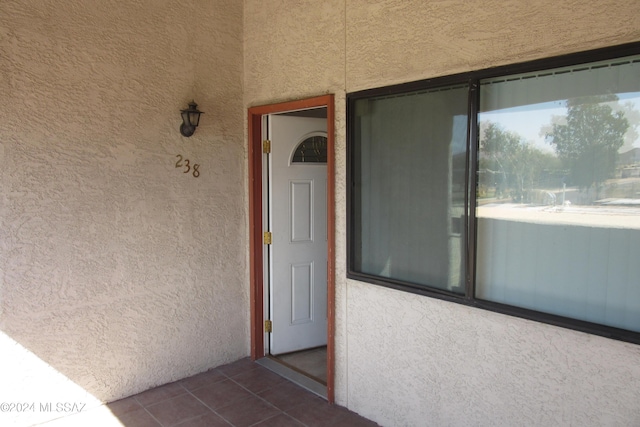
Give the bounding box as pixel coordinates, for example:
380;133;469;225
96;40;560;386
175;155;200;178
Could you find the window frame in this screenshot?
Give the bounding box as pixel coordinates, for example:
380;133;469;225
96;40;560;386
346;41;640;345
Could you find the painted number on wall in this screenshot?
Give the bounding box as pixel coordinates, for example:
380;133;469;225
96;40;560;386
175;155;200;178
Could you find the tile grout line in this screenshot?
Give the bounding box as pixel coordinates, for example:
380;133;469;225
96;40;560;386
181;373;290;427
237;379;318;427
131;361;325;427
179;383;235;426
135;382;192;427
214;369;313;426
138;402;166;427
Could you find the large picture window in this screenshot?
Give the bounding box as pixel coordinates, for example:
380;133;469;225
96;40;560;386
347;43;640;343
351;86;468;292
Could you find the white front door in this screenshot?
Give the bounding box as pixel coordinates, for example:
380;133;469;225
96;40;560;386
267;114;328;355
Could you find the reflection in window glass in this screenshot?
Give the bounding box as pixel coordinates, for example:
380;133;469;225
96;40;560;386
352;86;468;292
292;136;328;163
476;56;640;332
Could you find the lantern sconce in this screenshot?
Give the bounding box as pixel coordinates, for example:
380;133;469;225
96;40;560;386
179;101;204;137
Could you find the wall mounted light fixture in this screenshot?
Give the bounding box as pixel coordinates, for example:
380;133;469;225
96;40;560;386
179;101;204;137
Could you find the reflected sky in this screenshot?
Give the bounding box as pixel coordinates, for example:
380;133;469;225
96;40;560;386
480;94;640;153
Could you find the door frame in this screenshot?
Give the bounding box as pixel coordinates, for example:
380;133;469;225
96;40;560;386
248;94;335;403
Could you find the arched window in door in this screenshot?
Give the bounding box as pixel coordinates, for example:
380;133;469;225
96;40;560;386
291;135;328;163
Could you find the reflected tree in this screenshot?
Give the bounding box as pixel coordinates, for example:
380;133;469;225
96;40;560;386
617;101;640;152
545;95;629;199
480;122;559;202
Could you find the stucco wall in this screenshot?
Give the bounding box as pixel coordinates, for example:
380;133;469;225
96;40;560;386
244;1;640;426
0;1;247;425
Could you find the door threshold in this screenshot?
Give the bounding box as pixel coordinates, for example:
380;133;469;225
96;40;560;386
256;356;327;399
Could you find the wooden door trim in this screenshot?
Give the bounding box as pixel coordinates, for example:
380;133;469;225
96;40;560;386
248;94;335;403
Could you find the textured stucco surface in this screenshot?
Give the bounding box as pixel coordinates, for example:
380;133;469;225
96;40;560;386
1;0;640;426
345;0;640;92
0;1;247;425
244;1;640;426
345;281;640;426
243;0;346;106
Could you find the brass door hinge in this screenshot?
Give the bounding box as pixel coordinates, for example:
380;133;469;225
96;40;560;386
263;231;272;245
263;140;271;154
264;320;272;333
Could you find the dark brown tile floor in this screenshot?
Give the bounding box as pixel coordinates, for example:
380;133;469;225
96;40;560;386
102;357;379;427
